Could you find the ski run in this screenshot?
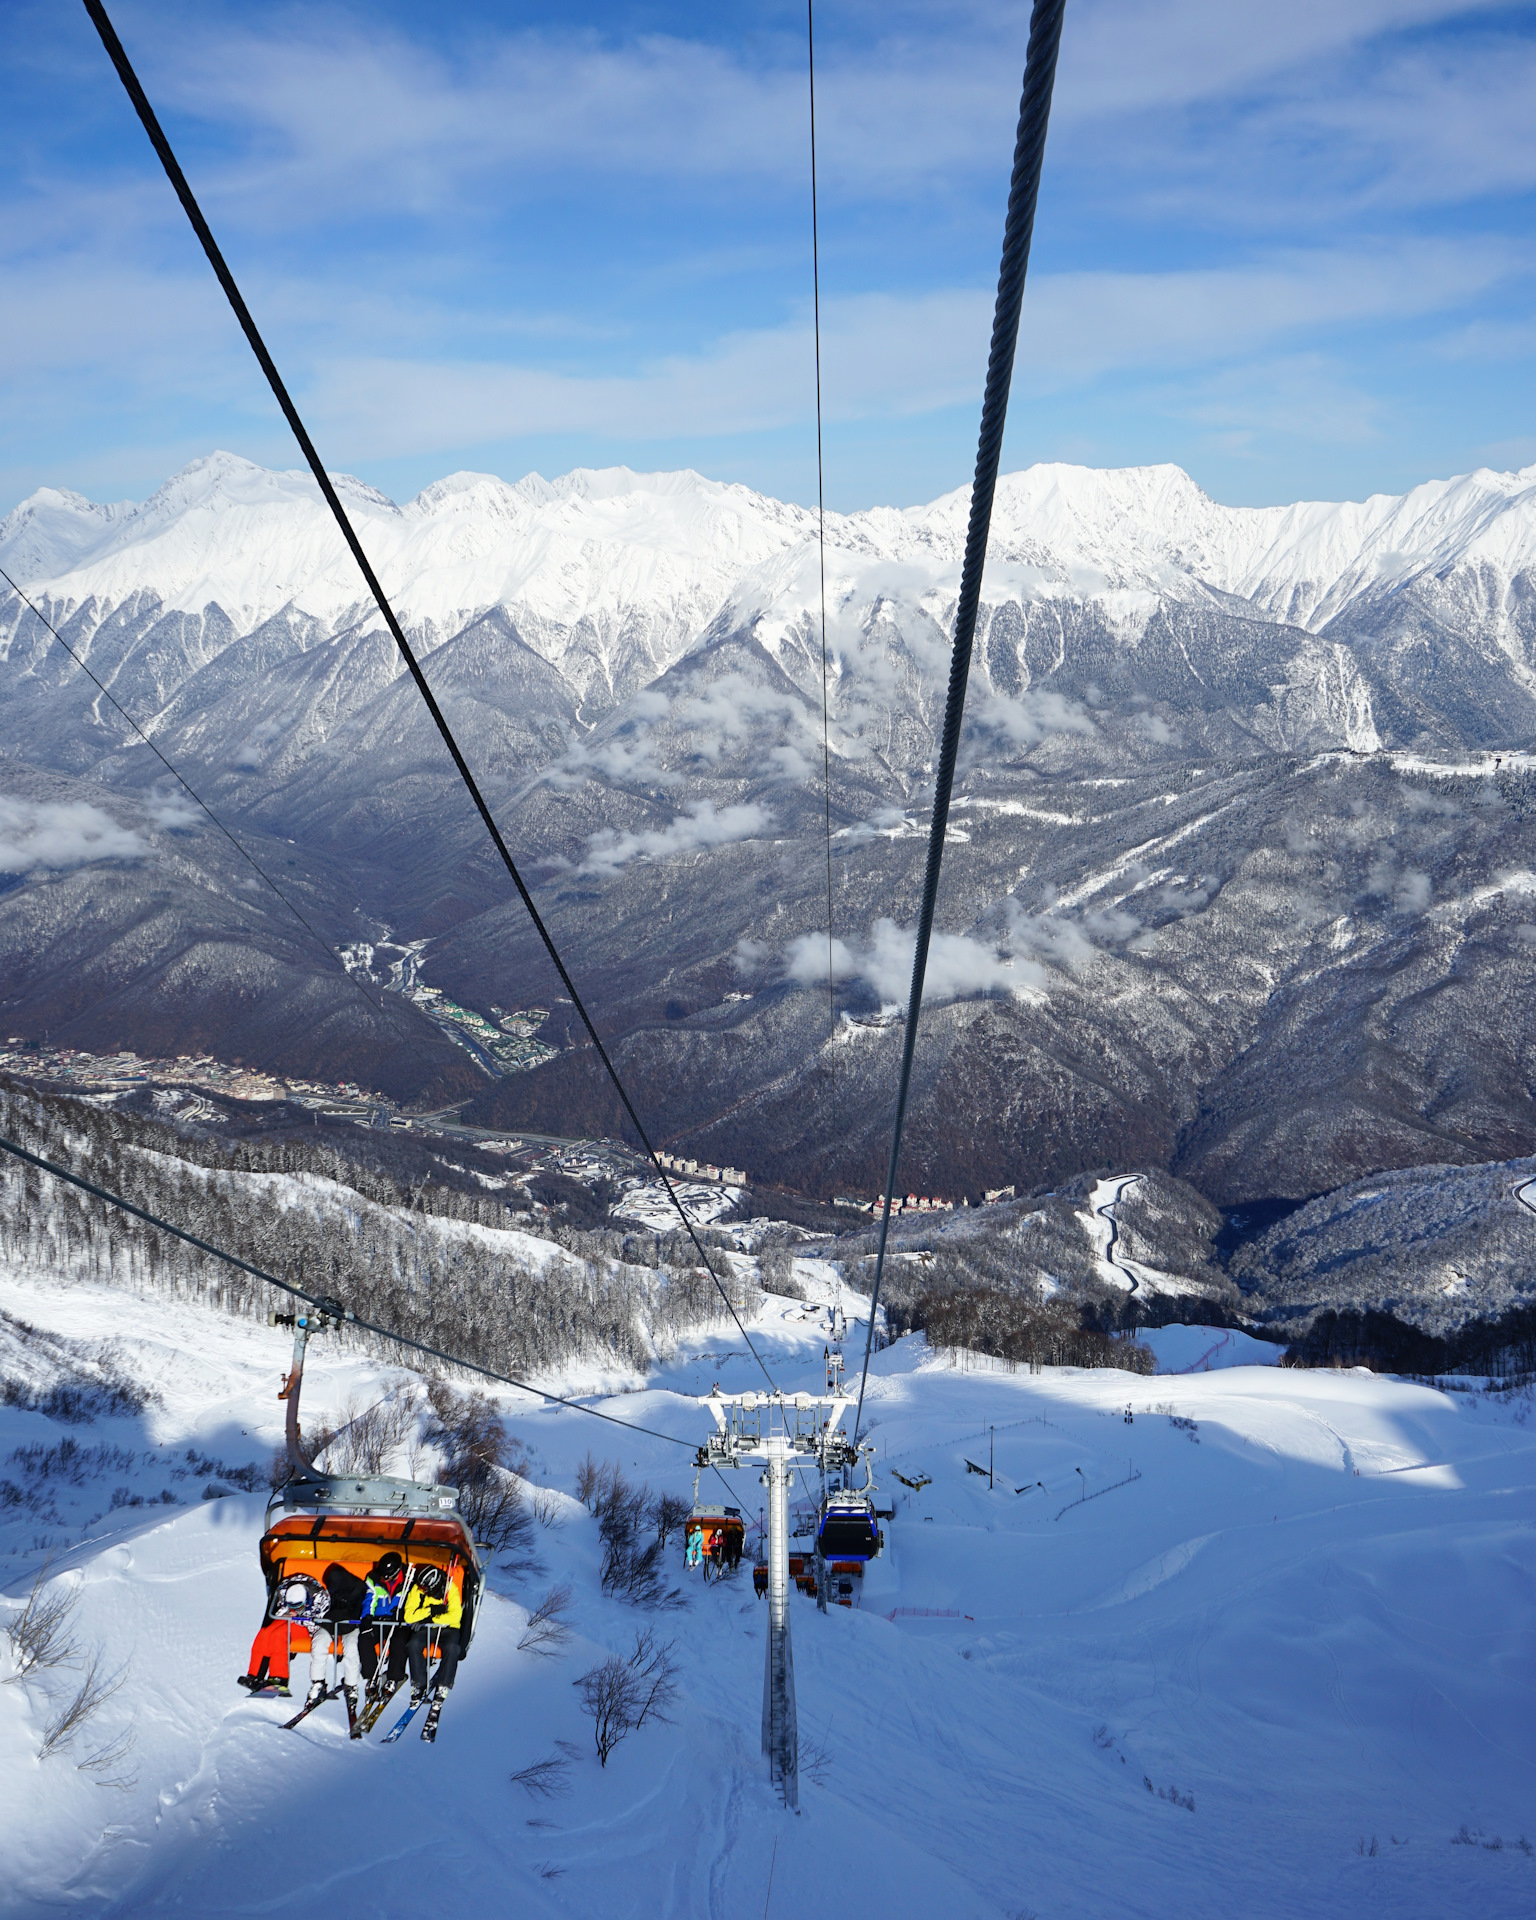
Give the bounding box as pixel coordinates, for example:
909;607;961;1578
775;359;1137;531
2;1251;1534;1919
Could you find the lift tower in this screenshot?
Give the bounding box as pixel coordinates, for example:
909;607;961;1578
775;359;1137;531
698;1387;870;1808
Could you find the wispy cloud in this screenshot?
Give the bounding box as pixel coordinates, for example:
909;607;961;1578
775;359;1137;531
579;799;771;875
0;796;145;873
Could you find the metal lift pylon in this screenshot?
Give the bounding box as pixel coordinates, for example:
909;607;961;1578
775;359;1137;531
697;1386;870;1810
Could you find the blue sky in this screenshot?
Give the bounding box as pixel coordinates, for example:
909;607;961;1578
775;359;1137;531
2;1;1533;515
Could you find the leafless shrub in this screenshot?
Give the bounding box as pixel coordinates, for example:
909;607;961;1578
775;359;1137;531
576;1655;635;1766
528;1485;564;1529
596;1471;673;1605
799;1732;834;1786
517;1583;573;1657
3;1563;78;1682
651;1491;690;1549
457;1468;537;1561
317;1386;421;1476
575;1451;613;1514
425;1379;516;1477
77;1723;136;1788
509;1753;573;1797
38;1649;124;1760
424;1379;536;1560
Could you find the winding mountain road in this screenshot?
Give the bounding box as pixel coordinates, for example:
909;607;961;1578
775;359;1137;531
1090;1174;1144;1294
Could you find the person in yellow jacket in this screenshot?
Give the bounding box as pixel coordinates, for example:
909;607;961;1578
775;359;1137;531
402;1559;465;1707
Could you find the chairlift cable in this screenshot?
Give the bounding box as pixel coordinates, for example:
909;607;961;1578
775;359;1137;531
0;1130;697;1451
0;565;395;1032
82;0;779;1398
851;0;1067;1448
808;2;835;1060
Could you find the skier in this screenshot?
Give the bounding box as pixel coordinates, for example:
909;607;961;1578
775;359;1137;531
362;1550;414;1695
401;1560;466;1722
238;1609;309;1696
313;1561;371;1725
239;1573;323;1700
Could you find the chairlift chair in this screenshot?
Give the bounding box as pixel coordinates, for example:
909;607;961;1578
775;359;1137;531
255;1309;485;1695
683;1466;745;1576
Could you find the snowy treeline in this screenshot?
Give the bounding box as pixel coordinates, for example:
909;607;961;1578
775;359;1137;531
0;1079;759;1385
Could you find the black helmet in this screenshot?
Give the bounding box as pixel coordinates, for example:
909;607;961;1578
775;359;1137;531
372;1551;405;1585
416;1564;447;1598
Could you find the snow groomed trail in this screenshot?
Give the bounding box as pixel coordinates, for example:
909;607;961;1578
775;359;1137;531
2;1260;1534;1918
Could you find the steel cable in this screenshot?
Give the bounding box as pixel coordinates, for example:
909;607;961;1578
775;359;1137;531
853;0;1067;1446
808;2;835;1057
82;0;778;1396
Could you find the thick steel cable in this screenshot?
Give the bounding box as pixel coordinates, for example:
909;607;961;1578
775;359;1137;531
82;0;778;1396
0;565;396;1029
853;0;1066;1447
0;1130;695;1449
808;2;835;1057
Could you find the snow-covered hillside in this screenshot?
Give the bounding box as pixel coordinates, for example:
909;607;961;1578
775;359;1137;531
3;1251;1534;1919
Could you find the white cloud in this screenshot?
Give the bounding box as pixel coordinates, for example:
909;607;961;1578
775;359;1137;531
147;790;200;831
785;917;1045;1009
0;797;146;873
580;800;771;875
1396;868;1432;913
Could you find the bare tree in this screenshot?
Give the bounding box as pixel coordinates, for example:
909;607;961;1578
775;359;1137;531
597;1472;671;1605
576;1656;636;1767
316;1386;421;1476
528;1485;565;1529
651;1491;690;1549
517;1583;573;1657
626;1628;679;1729
574;1629;681;1765
3;1563;77;1682
575;1451;612;1514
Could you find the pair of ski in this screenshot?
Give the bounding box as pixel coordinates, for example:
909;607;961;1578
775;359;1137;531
381;1685;445;1744
283;1677;443;1742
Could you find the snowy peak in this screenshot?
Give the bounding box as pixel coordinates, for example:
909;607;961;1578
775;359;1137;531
7;454;1536;680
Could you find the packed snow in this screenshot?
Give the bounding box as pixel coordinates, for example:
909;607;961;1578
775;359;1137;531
2;1253;1534;1918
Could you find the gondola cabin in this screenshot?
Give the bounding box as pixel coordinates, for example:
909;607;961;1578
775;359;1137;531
817;1490;882;1564
260;1473;484;1653
814;1490;882;1603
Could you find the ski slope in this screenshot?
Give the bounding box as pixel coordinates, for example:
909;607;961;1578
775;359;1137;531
2;1257;1534;1918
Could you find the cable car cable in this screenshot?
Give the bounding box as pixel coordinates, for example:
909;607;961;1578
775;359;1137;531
850;0;1066;1449
82;0;779;1398
0;566;398;1031
0;1130;698;1451
807;1;835;1059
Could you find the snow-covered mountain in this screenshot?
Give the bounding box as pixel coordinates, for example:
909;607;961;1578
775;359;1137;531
8;449;1536;680
6;453;1536;1206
